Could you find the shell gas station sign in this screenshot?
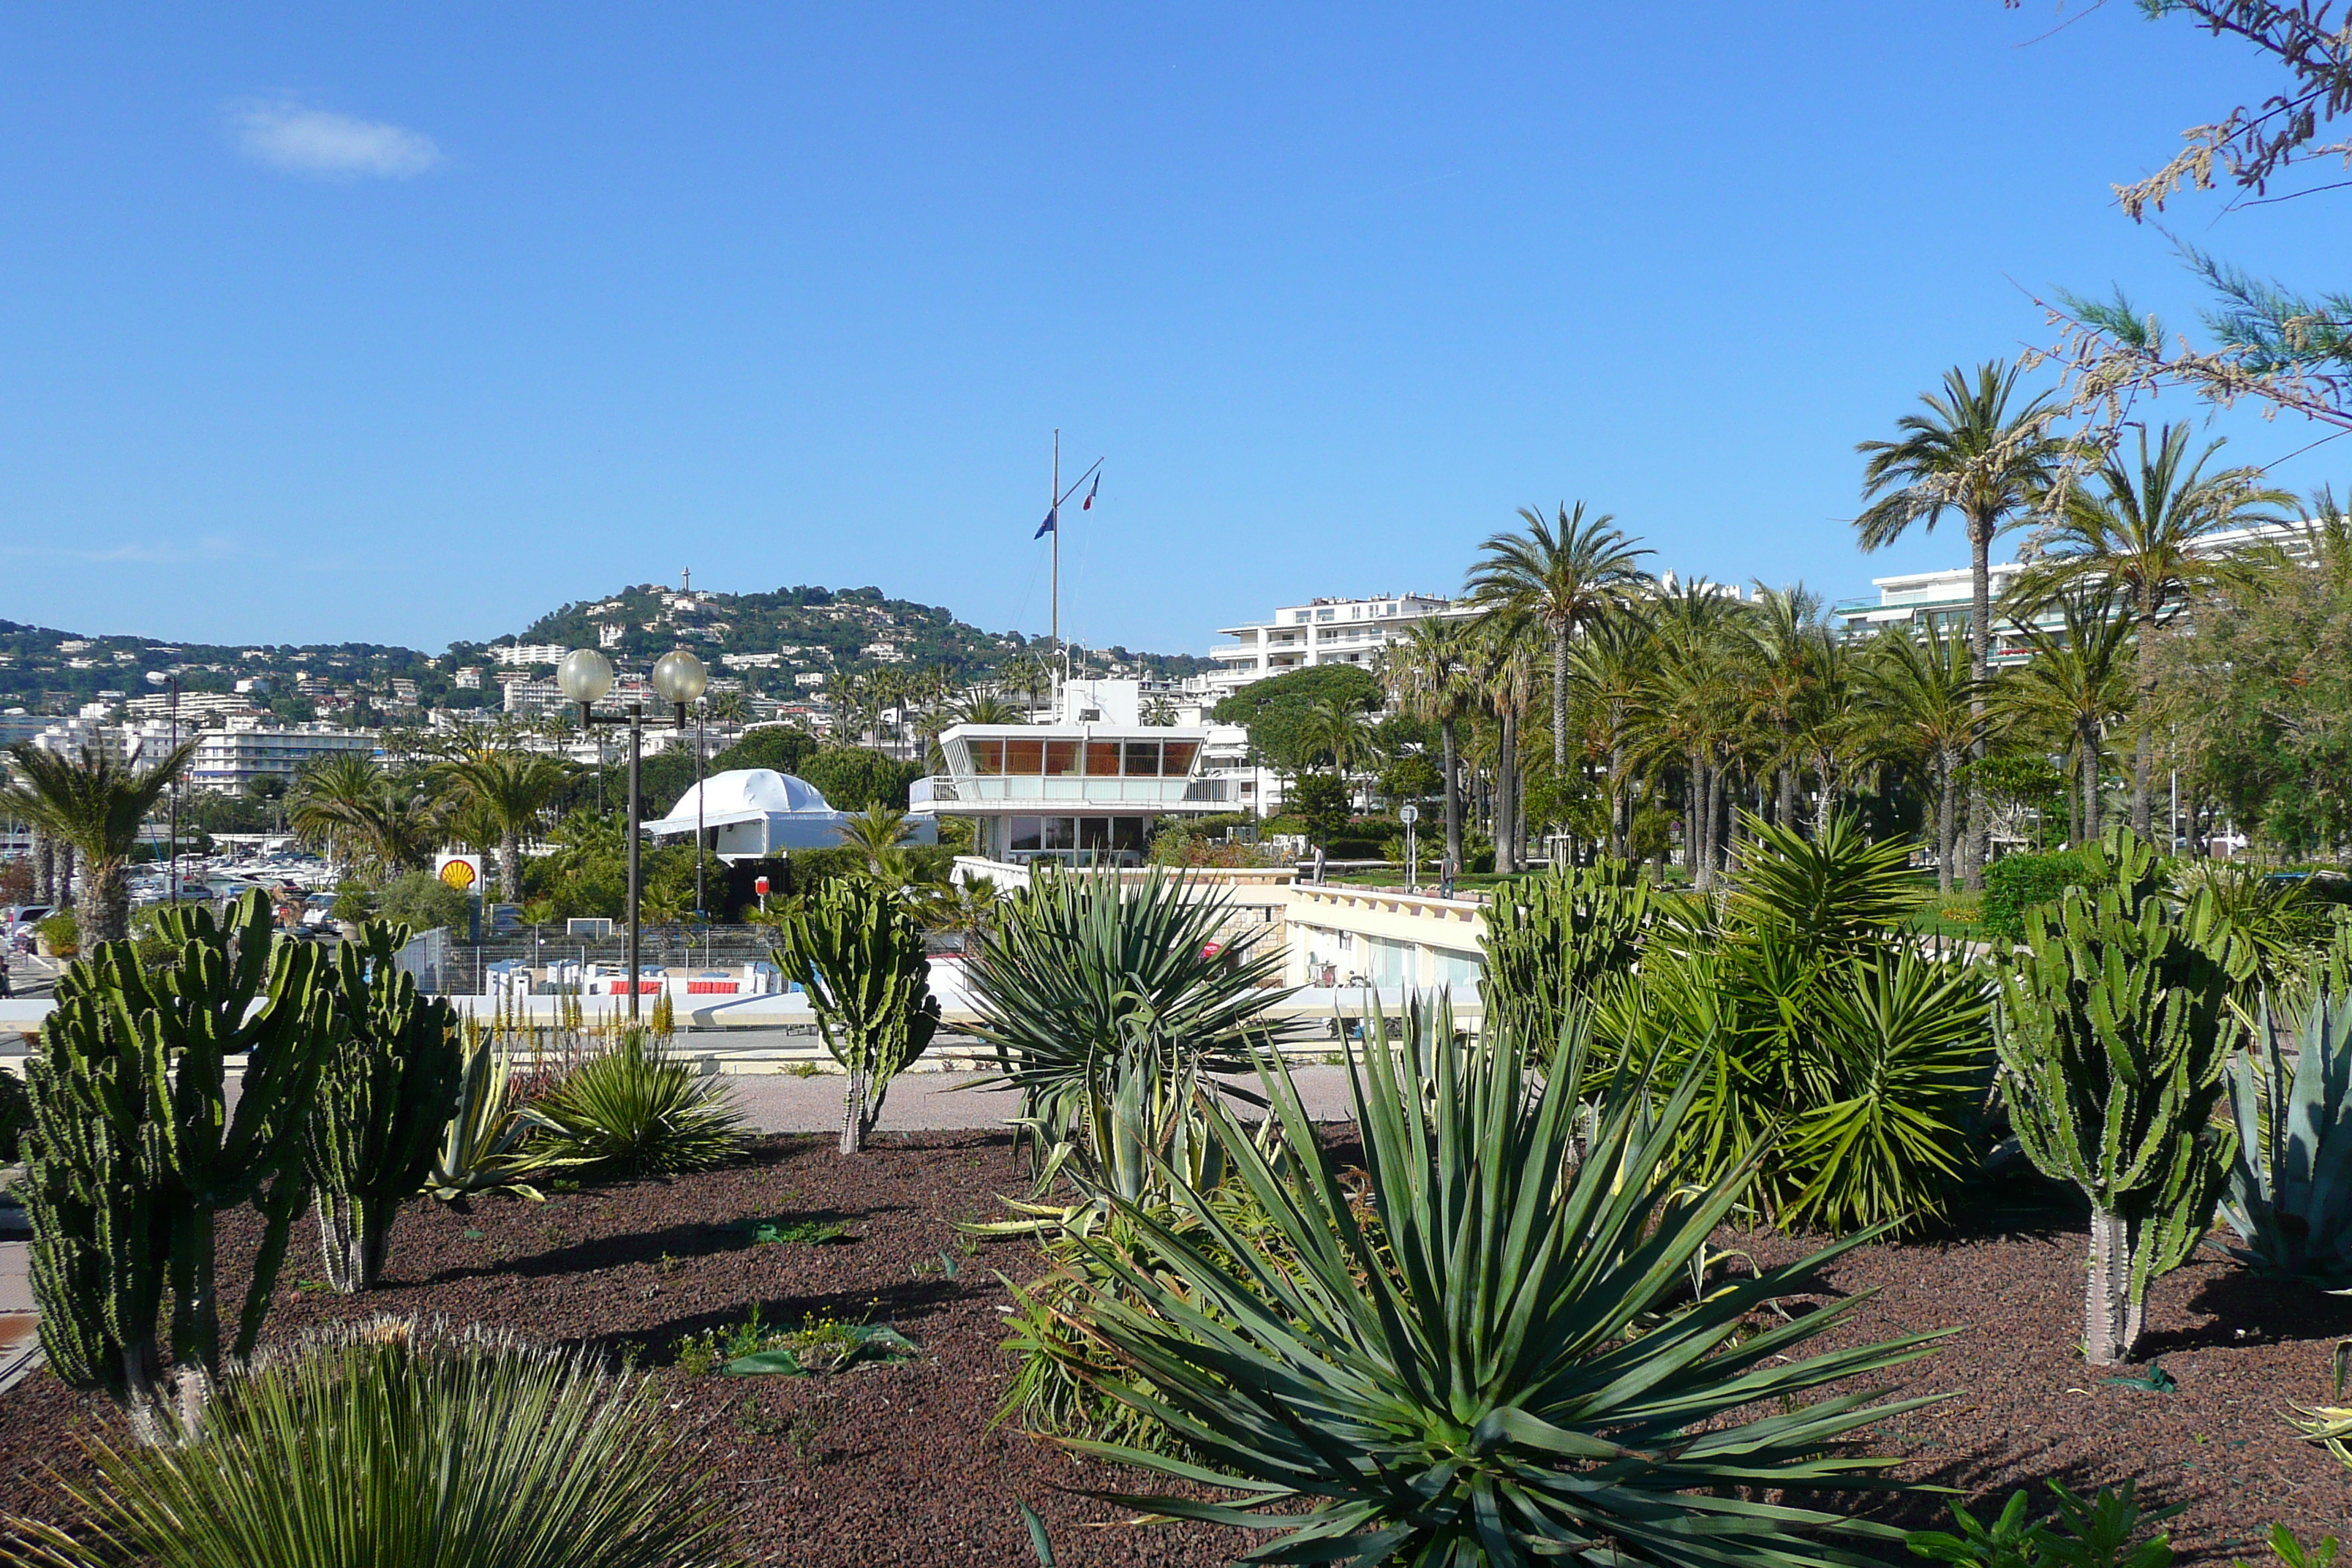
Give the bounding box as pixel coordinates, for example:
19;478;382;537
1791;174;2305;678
434;853;484;894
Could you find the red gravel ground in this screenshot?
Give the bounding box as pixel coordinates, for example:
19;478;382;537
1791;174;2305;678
0;1134;2343;1565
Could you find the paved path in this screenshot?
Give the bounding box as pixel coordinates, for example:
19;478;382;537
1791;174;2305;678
723;1066;1361;1134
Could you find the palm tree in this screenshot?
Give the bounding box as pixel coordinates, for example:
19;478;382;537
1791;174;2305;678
1742;584;1831;829
1998;589;2138;847
288;752;383;869
433;746;568;902
1139;696;1180;726
951;691;1026;726
1;738;197;943
1629;581;1751;887
835;804;915;874
1295;700;1375;807
1856;361;2075;886
996;651;1051;719
1387;617;1478;872
1470;614;1539;872
705;690;750;726
2011;423;2293;841
1466;503;1653;775
1865;623;1985;892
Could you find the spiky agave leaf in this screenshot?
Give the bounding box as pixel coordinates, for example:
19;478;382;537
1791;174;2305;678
520;1030;745;1180
1058;995;1950;1568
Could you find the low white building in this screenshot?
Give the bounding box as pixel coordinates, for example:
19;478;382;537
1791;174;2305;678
643;768;936;859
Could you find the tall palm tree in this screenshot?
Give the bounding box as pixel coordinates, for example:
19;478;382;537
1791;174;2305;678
996;651;1050;719
1865;623;1985;892
432;746;569;902
1466;503;1653;774
1998;589;2138;847
1;738;197;943
1856;361;2074;884
705;690;750;726
1470;613;1539;873
1387;617;1478;872
1629;581;1751;887
1742;584;1832;829
1561;606;1655;859
2011;422;2293;840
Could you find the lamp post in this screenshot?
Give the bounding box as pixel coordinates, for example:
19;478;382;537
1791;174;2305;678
558;646;708;1022
144;671;181;903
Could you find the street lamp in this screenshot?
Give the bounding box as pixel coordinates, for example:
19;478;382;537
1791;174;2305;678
144;671;181;904
559;646;707;1022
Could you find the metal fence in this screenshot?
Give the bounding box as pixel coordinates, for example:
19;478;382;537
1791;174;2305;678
399;925;971;998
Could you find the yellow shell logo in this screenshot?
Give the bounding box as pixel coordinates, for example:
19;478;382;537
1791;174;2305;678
439;859;478;891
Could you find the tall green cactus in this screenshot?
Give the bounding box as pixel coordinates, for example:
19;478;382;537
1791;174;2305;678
1996;829;2239;1365
304;921;462;1292
773;881;938;1153
1480;856;1649;1048
20;891;333;1443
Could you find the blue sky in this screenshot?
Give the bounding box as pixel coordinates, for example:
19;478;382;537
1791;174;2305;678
0;4;2340;658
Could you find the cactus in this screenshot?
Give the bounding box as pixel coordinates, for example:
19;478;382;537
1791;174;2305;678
2218;973;2352;1286
1996;829;2239;1365
304;921;462;1292
773;881;938;1153
20;891;334;1443
1480;856;1649;1047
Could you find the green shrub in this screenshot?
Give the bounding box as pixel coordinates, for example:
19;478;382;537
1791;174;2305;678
1906;1480;2182;1568
33;911;76;956
0;1068;29;1162
328;882;378;923
521;1031;746;1180
1981;849;2092;946
1058;996;1946;1564
374;871;469;935
7;1320;739;1568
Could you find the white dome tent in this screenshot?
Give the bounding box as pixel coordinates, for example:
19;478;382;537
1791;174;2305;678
641;768;933;860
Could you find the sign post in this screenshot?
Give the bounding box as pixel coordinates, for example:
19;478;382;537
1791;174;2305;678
1398;804;1419;894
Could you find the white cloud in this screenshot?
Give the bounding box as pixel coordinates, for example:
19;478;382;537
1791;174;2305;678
230;99;442;180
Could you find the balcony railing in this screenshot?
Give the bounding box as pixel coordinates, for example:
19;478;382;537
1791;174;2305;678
910;775;1235;808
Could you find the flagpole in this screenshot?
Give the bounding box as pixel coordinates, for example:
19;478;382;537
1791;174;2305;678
1051;427;1061;719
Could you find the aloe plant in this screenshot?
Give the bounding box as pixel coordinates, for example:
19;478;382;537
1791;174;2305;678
1059;997;1948;1566
1997;829;2239;1365
2219;973;2352;1285
521;1030;746;1179
20;891;334;1444
304;921;463;1292
772;878;940;1153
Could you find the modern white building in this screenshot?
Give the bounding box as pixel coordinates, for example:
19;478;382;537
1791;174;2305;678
494;644;571;668
1831;519;2321;663
1202;592;1465;702
911;712;1236;867
643;768;935;860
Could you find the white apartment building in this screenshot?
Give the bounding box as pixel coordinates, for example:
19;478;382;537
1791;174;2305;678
187;723;380;793
493;644;571;668
1832;519;2321;665
1203;592;1465;702
123;691;261;724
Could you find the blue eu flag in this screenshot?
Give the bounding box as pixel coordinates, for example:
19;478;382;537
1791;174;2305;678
1034;506;1058;538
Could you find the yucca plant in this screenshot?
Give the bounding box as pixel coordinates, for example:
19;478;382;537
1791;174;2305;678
1722;812;1920;961
522;1030;746;1180
304;921;463;1292
965;869;1302;1169
2;1319;741;1568
772;878;940;1153
2218;970;2352;1286
1479;855;1649;1046
1997;829;2239;1365
1058;997;1949;1566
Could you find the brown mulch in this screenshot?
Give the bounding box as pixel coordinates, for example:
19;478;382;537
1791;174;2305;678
0;1134;2342;1564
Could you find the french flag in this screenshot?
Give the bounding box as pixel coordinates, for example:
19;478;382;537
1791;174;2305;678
1082;473;1100;510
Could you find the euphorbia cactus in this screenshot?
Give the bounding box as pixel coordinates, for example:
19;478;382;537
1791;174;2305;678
773;880;938;1153
20;891;333;1442
305;921;462;1292
1996;829;2239;1365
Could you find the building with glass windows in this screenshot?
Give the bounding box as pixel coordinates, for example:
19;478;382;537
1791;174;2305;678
909;723;1237;867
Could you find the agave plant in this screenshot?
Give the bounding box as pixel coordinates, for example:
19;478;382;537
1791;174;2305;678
2218;973;2352;1286
4;1319;739;1568
426;1023;556;1205
965;869;1301;1170
1721;812;1919;962
1058;997;1948;1567
521;1030;746;1180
